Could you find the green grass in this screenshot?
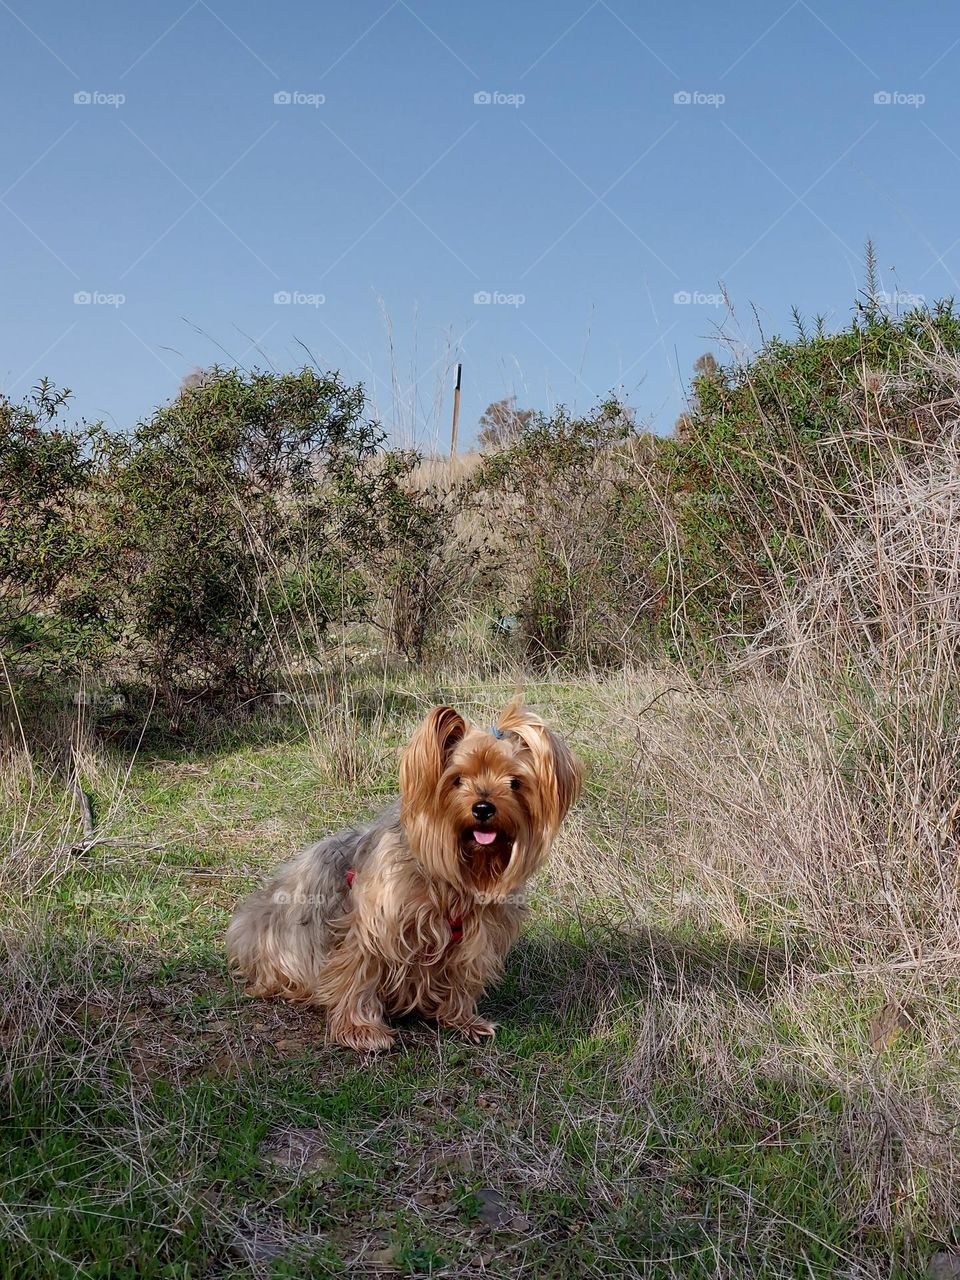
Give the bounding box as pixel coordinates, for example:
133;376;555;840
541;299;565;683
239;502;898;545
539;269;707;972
0;678;953;1278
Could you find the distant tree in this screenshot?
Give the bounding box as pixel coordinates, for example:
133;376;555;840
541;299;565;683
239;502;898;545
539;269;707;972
674;353;720;438
97;365;405;706
0;380;104;672
474;396;655;663
477;397;533;452
178;367;214;394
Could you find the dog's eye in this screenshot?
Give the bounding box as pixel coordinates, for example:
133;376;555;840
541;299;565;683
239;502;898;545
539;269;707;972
452;775;462;788
509;777;521;790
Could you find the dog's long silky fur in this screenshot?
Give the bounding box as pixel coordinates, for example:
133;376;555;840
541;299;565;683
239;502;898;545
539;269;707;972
226;701;582;1051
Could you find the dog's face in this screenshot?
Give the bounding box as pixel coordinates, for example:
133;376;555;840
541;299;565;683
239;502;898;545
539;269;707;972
399;701;582;895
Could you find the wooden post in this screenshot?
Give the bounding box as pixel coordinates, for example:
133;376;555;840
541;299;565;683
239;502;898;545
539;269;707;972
450;362;462;459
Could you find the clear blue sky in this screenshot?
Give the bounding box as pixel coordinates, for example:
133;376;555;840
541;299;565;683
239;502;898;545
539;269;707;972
3;0;959;446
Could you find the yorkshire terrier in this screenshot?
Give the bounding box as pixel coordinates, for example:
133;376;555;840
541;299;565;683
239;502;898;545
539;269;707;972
226;701;581;1051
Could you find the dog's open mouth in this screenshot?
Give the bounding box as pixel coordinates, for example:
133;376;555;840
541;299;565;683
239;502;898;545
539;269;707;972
462;826;513;851
460;828;514;881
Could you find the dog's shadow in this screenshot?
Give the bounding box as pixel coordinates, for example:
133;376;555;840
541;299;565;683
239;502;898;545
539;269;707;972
491;919;803;1036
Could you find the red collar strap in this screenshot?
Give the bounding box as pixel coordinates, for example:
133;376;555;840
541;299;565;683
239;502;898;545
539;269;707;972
346;868;463;944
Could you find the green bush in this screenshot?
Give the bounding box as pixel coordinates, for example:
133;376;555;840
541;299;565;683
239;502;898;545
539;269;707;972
474;399;662;664
0;381;105;677
95;367;407;706
8;283;960;698
654;301;960;651
376;471;471;663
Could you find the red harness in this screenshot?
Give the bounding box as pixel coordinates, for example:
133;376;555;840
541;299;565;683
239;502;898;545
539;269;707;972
346;868;463;945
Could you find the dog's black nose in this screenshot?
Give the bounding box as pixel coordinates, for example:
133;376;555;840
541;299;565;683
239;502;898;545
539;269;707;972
472;800;496;822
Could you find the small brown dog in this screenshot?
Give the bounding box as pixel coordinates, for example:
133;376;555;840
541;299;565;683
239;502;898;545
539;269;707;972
226;701;581;1051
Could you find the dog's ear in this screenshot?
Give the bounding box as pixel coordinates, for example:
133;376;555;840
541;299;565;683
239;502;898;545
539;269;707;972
497;701;582;828
400;705;467;811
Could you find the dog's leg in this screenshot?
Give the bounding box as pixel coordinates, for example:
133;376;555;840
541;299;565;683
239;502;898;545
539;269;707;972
435;991;497;1043
433;914;521;1043
318;932;395;1053
326;999;395;1052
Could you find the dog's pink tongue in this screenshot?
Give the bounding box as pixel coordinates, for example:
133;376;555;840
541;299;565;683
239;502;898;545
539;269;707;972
473;830;497;845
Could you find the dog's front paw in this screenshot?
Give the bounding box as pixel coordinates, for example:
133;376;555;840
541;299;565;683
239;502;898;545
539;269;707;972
328;1018;396;1054
448;1016;497;1044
